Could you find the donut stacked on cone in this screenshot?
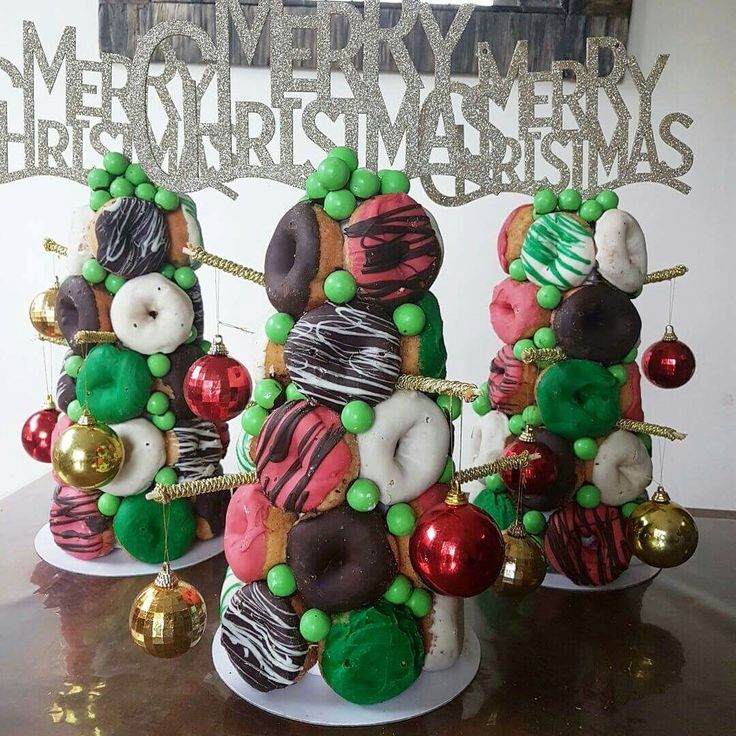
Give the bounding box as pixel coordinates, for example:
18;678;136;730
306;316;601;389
471;188;654;587
40;152;231;563
222;148;465;704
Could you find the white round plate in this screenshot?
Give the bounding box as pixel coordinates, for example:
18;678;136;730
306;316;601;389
34;522;223;577
212;625;481;726
541;558;660;591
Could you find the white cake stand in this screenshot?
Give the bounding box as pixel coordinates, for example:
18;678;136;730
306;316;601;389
212;625;481;726
34;522;223;577
541;557;660;591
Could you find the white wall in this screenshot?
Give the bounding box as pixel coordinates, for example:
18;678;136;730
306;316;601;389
1;0;734;508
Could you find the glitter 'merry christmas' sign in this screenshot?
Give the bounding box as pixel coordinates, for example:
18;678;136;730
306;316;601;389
0;0;693;205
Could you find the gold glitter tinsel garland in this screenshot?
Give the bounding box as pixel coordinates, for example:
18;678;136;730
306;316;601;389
644;265;688;284
184;246;265;286
520;347;566;365
146;471;257;503
43;237;68;256
616;418;686;441
396;375;480;401
453;452;540;485
74;330;118;345
38;334;67;346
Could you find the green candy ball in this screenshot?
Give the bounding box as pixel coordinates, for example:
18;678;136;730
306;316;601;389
436;394;462;421
154;188;180;211
536;284;562;310
341;400;374;433
508;258;527;281
346;478;380;512
305;172;328;200
596;190;619;211
241;405;269;436
523;510;546;535
621;501;639;518
522;404;542;426
125;163;149;186
393;303;426;336
534;188;557;215
254;378;283;410
87;168;111;190
147;353;171;378
638;432;652;454
324;270;357;304
576;484;601;509
328;146;359;172
513;338;535;361
199;340;211;355
64;355;83;378
608;364;628;386
66;399;82;423
557;188;582;211
623;347;638;364
383;575;413;605
573;437;598;460
533;327;557;349
386;503;416;537
103;151;129;176
324;189;357;220
89;189;112;212
316;157;351;191
300;608;331;643
109;176;135;198
472;393;492;416
146;391;170;416
185;327;198;344
379;170;410;194
439;457;454;483
152;410;176;431
285;382;306;402
508;414;525;435
349;168;381;199
579;199;604;222
265;313;295;345
104;273;125;294
174;266;196;290
157;264;174;280
267;564;297;597
81;258;106;284
135;182;157;202
97;492;121;517
406;588;432;618
485;473;505;492
155;466;178;486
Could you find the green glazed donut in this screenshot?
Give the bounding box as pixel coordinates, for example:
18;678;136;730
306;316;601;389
113;494;196;563
75;344;152;424
536;359;620;439
400;291;447;379
473;489;516;530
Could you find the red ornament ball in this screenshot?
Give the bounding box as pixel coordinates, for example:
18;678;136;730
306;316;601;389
501;435;558;495
409;500;504;597
21;403;60;462
642;328;695;389
184;348;252;422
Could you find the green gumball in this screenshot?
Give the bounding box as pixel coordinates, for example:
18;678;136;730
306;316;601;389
523;509;546;535
485;473;505;492
323;189;357;220
90;190;112;211
576;484;601;509
146;391;170;416
66;399;82;423
573;437;598;460
241;405;269;436
97;493;121;517
328;146;359;172
508;414;525;435
174;266;196;290
103;151;129;176
522;404;542;426
265;313;295;345
104;273;125;294
152;410;176;431
81;259;106;284
513;339;535;361
155;466;178;486
300;608;331;642
386;503;416;537
154;188;180;211
608;364;628;386
393;303;426;336
533;327;557;349
64;355;83;378
135;182;157;202
383;575;412;605
349;168;381;199
579;199;604;222
533;188;557;215
109;176;135;198
267;564;297;597
437;394;462;421
87;168;111;191
124;163;149;186
536;285;562;310
621;501;639;518
305;172;328;200
508;259;527;281
472;393;491;416
439;457;454;483
285;382;306;402
253;378;283;410
379;170;410;194
341;400;374;433
323;270;357;304
406;588;432;618
147;353;171;378
346;478;380;512
595;190;619;211
316;157;351;191
557;188;582;211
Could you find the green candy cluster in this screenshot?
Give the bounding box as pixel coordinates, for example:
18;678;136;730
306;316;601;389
533;187;619;223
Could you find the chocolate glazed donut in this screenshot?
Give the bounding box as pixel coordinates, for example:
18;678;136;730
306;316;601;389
55;276;113;350
286;504;398;614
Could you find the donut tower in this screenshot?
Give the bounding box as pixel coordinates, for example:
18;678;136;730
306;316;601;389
217;147;479;703
471;188;691;587
26;152;241;564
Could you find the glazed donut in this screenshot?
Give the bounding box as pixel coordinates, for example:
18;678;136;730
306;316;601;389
544;503;631;586
236;431;256;473
490;277;550;345
284;301;401;411
497;204;534;272
488;345;538;416
219;566;244;620
165;194;204;267
536;359;620;439
357;390;451;505
521;212;595;289
110;272;194;355
420;594;464;672
343;193;443;307
164;419;226;481
113;494;196;563
286;504;398;614
55;276;113;350
221;581;315;692
594;209;647;294
467;410;509;500
592;430;652;505
400;291;448;379
255;400;358;513
552;284;641;365
152;343;204;420
224;483;296;583
104;418;166;497
264;202;344;317
88;197;168;277
620;362;644;421
193;488;231;540
75;344;152;424
49;485;114;560
263;340;290;385
66;205;94;275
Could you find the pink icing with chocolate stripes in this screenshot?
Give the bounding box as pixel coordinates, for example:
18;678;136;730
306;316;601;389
622;362;644;421
496;204;530;272
49;485;114;560
489;278;549;344
488;345;525;413
224;483;271;583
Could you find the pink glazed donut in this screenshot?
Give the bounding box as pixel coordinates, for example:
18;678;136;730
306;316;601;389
489;278;550;344
49;485;114;560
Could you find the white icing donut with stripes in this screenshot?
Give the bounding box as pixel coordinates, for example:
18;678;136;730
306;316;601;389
594;209;648;293
422;594;465;672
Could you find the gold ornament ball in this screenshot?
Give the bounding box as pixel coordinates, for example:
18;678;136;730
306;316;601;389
129;565;207;658
51;411;124;490
29;284;63;340
494;522;548;595
626;487;698;568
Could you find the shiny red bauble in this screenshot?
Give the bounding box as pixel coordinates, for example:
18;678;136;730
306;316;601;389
642;326;695;389
409;499;505;597
21;400;60;462
500;433;558;495
184;338;252;422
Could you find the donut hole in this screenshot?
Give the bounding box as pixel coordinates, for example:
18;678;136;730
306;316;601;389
580;534;598;548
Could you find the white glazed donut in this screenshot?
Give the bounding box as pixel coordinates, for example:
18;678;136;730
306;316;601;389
104;418;166;497
467;410;509;501
66;205;94;275
594;209;647;293
592;430;652;505
421;594;464;672
111;272;194;354
357;390;451;505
